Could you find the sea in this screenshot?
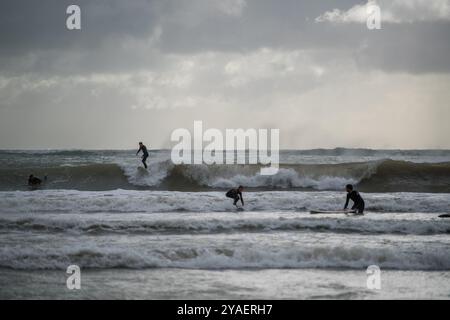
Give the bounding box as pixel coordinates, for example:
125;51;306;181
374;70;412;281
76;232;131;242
0;148;449;299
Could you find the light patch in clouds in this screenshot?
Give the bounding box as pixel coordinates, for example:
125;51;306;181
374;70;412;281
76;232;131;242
216;0;247;16
223;48;323;88
0;48;325;111
316;0;450;24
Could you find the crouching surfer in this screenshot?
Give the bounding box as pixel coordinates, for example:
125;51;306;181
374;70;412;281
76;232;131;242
226;186;244;207
344;184;365;214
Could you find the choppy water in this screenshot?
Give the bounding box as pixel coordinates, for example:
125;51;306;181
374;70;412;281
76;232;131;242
1;149;449;299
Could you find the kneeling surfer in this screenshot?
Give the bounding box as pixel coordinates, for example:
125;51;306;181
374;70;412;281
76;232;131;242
344;184;365;214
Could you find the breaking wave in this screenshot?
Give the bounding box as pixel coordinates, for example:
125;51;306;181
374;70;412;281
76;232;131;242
1;242;449;271
1;159;450;192
1;215;449;236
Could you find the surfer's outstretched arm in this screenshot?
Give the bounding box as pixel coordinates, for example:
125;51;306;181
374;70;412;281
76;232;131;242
344;193;350;210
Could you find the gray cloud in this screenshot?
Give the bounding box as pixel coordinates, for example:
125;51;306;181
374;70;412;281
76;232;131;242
1;0;449;75
0;0;449;149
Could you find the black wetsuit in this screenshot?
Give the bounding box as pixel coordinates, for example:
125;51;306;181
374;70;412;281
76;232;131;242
344;190;365;213
28;176;42;186
137;145;149;169
226;189;244;206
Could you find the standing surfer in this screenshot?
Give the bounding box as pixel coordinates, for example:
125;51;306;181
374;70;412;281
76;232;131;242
136;142;149;169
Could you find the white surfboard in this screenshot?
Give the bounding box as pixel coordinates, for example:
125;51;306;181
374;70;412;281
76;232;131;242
310;210;355;215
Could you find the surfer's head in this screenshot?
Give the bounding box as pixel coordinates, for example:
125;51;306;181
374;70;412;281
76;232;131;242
346;184;353;192
139;142;143;146
238;185;244;191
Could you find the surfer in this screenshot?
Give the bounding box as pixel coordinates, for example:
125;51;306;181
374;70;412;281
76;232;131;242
226;186;244;207
136;142;149;169
344;184;365;214
28;174;45;187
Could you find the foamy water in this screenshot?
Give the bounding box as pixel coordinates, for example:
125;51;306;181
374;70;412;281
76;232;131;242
1;149;450;299
1;208;450;270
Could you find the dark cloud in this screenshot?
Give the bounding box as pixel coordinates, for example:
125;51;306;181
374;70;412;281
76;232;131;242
0;0;449;75
0;0;160;51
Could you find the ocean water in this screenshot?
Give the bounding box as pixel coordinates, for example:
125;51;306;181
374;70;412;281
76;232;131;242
0;149;449;299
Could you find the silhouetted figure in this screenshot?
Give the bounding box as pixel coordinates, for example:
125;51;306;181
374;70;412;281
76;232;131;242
136;142;149;169
344;184;365;214
226;186;244;207
28;174;42;186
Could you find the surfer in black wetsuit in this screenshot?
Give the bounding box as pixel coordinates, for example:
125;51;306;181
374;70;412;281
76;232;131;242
28;174;47;187
28;174;42;186
136;142;149;169
344;184;365;214
226;186;244;207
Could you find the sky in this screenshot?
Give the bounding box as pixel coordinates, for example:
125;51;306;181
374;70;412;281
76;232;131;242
0;0;449;149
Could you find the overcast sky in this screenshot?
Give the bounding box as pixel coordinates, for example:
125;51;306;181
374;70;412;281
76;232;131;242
0;0;449;149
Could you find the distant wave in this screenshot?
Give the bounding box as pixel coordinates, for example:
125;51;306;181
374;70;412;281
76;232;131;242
290;148;450;157
1;159;450;192
2;148;449;157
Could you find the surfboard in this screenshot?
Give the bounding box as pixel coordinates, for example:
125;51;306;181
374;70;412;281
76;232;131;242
310;210;355;214
235;206;244;212
438;214;450;218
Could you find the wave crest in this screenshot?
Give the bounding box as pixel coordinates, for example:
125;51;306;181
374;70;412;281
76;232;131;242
1;159;449;192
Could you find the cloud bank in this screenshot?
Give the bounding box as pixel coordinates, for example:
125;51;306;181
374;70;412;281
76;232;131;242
0;0;449;149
